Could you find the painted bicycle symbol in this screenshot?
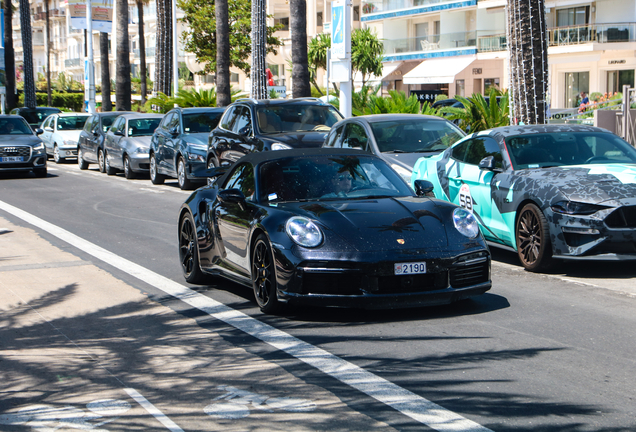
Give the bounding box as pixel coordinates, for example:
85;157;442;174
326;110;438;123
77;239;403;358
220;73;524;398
204;385;316;420
0;399;131;431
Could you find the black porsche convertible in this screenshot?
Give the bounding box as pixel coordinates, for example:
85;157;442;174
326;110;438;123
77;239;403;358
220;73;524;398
178;148;491;313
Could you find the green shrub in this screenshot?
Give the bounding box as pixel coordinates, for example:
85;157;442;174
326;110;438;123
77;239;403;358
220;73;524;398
17;92;85;111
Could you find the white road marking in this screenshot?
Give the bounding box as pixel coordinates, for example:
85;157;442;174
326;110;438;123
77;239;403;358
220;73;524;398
0;200;492;432
125;388;184;432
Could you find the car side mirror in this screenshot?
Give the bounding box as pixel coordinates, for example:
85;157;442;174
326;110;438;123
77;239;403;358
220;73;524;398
478;155;503;172
169;126;179;136
34;128;44;135
414;179;434;197
218;188;246;203
238;125;252;137
114;131;124;136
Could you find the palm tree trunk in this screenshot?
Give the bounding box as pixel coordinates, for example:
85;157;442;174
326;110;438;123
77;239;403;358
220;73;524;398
45;0;52;106
137;0;147;105
116;0;131;110
19;0;37;108
100;32;112;111
4;0;17;110
250;0;267;99
506;0;549;124
215;0;231;106
154;0;172;96
290;0;311;97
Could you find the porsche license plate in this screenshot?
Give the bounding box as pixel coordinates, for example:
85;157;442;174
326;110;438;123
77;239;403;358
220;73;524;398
1;156;23;162
394;262;426;275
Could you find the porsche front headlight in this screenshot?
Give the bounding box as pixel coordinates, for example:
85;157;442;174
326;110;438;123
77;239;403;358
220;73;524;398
452;207;479;239
285;216;323;248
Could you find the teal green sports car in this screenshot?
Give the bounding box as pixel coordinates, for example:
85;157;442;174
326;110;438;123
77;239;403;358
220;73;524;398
411;124;636;271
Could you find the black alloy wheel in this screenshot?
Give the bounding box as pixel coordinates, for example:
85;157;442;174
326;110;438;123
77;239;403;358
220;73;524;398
252;234;281;314
149;153;165;185
97;148;106;173
78;148;89;170
516;203;553;272
179;212;206;284
124;156;136;179
177;157;193;190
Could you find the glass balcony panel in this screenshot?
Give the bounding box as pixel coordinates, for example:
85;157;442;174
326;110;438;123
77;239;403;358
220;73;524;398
362;0;450;15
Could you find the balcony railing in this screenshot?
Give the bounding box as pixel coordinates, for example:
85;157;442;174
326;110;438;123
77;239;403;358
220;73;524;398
362;0;450;15
383;31;476;55
476;23;636;53
65;58;82;68
133;47;156;58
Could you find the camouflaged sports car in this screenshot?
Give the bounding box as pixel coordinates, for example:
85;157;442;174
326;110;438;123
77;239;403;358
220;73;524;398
178;148;492;314
411;124;636;271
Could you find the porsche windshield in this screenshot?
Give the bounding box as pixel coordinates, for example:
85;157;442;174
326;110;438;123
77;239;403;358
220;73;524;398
259;155;413;202
256;105;342;134
506;132;636;169
370;119;465;153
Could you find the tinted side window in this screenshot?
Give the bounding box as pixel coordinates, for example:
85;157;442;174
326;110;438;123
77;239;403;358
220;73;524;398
220;107;238;130
223;163;256;201
42;117;53;129
169;113;180;130
464;137;503;167
451;141;470;162
83;116;95;132
325;125;344;148
342;123;369;150
110;117;125;132
160;113;174;130
232;107;251;134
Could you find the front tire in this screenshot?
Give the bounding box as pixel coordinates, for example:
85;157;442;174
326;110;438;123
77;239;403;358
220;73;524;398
105;151;117;175
179;212;206;284
252;234;281;314
149;153;165;185
53;145;64;163
207;158;217;186
123;155;136;179
177;157;194;190
516;203;553;272
78;147;89;170
97;148;106;173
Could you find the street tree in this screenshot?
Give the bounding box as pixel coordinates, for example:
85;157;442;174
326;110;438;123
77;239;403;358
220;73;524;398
179;0;281;75
116;0;131;110
155;0;173;95
506;0;548;124
215;0;231;106
290;0;310;97
19;0;37;108
351;27;383;87
100;33;112;111
307;33;330;95
4;0;17;110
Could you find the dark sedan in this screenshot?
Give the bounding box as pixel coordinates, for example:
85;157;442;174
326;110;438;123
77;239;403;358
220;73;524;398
78;111;135;172
104;113;164;178
323;114;465;184
412;124;636;271
10;107;62;130
178;148;491;314
0;115;48;177
150;107;225;190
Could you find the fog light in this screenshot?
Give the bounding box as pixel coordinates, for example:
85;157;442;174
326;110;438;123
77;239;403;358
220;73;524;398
561;227;600;235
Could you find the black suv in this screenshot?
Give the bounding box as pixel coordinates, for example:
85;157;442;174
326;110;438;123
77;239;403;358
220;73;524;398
207;98;343;168
10;107;62;130
78;111;134;171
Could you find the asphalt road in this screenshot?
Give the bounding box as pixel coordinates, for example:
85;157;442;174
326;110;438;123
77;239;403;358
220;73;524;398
0;162;635;431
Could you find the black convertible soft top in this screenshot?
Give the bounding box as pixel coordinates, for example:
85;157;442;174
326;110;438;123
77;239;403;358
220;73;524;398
233;147;371;167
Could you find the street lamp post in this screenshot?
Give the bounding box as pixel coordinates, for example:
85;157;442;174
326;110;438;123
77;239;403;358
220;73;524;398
85;0;96;113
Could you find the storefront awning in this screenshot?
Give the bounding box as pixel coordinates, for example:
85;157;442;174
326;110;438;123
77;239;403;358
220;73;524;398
402;56;476;85
380;62;403;80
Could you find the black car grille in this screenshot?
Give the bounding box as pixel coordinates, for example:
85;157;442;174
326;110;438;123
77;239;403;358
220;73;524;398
299;270;448;295
301;272;363;295
0;146;31;159
605;206;636;228
450;261;489;288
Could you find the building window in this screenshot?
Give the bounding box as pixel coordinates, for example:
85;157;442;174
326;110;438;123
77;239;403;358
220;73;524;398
564;71;589;108
557;6;589;27
456;79;465;97
353;6;360;21
607;70;635;94
230;72;239;83
274;17;289;31
484;78;500;93
317;12;323;27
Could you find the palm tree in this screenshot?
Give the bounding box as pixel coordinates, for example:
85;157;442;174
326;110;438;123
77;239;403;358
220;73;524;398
154;0;172;95
136;0;149;105
100;32;112;111
250;0;267;99
19;0;37;108
116;0;131;110
215;0;231;106
290;0;310;97
506;0;548;124
4;0;17;110
44;0;52;106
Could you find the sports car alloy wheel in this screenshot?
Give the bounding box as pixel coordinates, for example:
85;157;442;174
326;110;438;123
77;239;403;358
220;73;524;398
98;149;106;173
149;154;165;184
177;157;193;190
516;203;553;271
78;148;88;170
124;156;135;179
179;213;206;284
53;145;63;163
252;234;280;314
